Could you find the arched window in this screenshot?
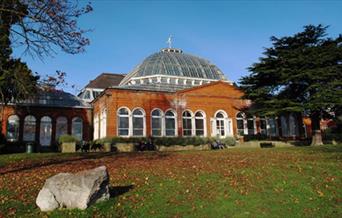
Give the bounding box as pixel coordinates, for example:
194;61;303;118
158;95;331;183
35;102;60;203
247;115;256;135
118;108;130;136
72;117;83;140
40;116;52;146
56;116;68;141
259;117;267;135
93;113;99;140
132;108;145;136
23;115;36;141
182;110;193;136
151;109;163;136
165;110;176;136
215;111;226;137
195;111;205;136
100;109;107;138
236;112;245;135
7;115;20;141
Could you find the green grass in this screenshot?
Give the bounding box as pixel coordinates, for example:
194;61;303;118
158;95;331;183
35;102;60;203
0;145;341;217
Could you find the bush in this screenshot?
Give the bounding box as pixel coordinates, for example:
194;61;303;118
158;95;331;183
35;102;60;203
221;137;236;146
58;134;78;144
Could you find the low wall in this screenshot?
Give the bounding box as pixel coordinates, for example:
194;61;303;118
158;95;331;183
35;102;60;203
235;140;294;148
157;144;211;152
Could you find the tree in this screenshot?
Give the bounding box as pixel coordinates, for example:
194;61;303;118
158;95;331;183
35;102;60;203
239;25;342;145
1;0;92;58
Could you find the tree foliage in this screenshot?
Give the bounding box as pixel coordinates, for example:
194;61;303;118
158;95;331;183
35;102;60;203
1;0;92;57
239;25;342;145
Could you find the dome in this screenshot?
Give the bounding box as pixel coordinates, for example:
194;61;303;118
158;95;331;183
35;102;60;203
118;48;231;92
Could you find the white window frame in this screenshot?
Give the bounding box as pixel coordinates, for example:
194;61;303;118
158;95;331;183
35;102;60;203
117;107;131;137
212;110;233;138
23;115;36;142
151;108;163;137
40;116;52;146
165;109;177;137
194;110;206;137
55;116;68;141
72;117;83;141
100;108;107;138
132;108;146;137
182;110;193;137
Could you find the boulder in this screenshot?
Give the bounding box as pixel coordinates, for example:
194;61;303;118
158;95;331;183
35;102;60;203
36;166;110;211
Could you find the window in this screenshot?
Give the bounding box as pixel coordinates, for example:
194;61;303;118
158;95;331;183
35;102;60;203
118;108;130;136
100;109;107;138
215;112;226;137
23;115;36;141
40;116;52;146
236;112;245;135
72;117;83;140
182;110;193;136
195;111;205;136
93;114;99;140
165;110;176;136
132;109;145;136
260;117;267;135
7;115;20;141
84;90;91;99
267;117;278;136
56;117;68;141
247;115;256;135
151;109;162;136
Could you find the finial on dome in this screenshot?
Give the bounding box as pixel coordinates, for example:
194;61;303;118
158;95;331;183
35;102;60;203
166;35;173;48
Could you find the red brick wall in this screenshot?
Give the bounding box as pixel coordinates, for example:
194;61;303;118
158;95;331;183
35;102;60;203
93;81;250;137
0;105;92;143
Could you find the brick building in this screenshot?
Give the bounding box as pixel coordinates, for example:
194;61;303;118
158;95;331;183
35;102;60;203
1;89;92;150
92;48;303;139
1;47;307;150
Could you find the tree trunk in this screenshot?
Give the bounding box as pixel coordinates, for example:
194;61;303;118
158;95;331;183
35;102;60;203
310;112;323;146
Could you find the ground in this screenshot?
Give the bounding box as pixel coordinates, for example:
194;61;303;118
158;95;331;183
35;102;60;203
0;145;341;218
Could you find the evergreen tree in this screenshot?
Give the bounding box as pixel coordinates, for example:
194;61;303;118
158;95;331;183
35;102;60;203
240;25;342;145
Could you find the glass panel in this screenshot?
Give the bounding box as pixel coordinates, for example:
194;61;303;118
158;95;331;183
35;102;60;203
195;112;203;117
7;115;20;141
72;117;83;140
23;115;36;141
56;117;68;141
165;110;175;117
216;112;224;118
152;109;161;116
182;111;192;117
216;119;225;137
133;117;144;136
133;109;143;116
165;117;175;136
247;119;255;135
119;108;129;115
183;117;192;136
40;116;52;146
152;117;162;136
195;118;204;136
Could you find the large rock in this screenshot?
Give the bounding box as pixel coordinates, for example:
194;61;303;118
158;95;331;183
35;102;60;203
36;166;110;211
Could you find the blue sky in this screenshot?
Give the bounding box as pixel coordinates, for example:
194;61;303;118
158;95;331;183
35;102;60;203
13;0;342;94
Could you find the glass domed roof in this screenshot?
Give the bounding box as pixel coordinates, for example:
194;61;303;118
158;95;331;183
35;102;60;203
120;48;227;86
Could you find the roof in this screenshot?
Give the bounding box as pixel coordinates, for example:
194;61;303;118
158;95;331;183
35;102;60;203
86;73;125;89
119;48;227;86
18;89;91;108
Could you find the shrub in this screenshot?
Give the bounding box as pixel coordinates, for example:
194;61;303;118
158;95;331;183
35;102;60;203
221;137;236;146
58;134;78;144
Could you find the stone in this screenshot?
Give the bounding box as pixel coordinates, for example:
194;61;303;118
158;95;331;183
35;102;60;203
36;166;110;211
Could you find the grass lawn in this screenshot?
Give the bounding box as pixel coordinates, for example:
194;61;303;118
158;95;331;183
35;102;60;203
0;145;341;218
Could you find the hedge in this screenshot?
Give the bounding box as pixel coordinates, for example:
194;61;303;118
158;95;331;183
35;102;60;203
58;134;79;144
94;136;236;147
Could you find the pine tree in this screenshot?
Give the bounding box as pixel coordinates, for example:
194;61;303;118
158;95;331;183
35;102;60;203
240;25;342;145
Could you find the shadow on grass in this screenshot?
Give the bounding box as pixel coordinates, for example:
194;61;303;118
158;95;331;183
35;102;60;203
0;151;171;175
109;185;134;198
